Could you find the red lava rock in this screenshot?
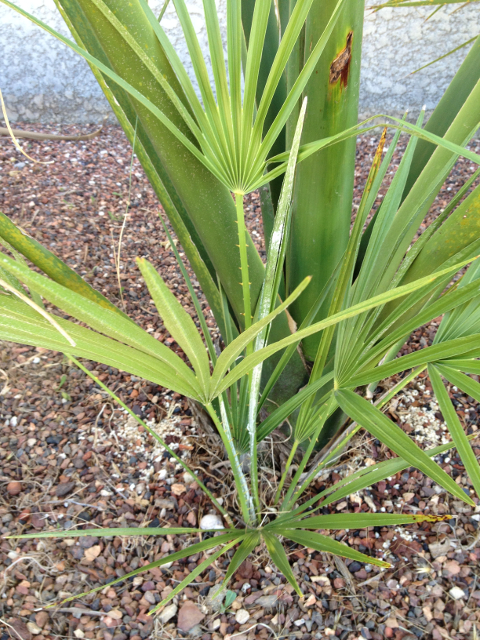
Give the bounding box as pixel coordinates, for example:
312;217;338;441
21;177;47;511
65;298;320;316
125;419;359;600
16;580;30;595
54;481;76;497
136;612;152;624
238;560;254;580
278;592;294;605
102;616;120;628
186;510;197;526
30;513;46;529
177;600;205;632
7;481;23;495
444;560;461;576
18;508;31;523
355;568;368;580
35;610;49;628
244;591;263;605
8;618;32;640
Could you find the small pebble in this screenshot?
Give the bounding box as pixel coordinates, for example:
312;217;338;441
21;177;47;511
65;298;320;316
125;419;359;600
183;471;195;484
449;586;466;600
235;609;250;625
158;602;177;624
199;514;224;530
7;481;23;495
26;622;42;635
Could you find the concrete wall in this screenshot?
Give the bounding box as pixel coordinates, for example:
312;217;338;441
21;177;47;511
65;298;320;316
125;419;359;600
0;0;478;123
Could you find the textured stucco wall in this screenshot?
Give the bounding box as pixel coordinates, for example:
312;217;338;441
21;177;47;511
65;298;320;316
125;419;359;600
359;2;478;119
0;0;478;123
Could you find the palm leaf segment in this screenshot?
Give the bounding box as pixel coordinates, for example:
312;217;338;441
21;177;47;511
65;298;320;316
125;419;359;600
156;0;480;193
132;0;348;195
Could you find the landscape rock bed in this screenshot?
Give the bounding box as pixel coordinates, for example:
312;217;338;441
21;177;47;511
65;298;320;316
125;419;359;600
0;124;479;640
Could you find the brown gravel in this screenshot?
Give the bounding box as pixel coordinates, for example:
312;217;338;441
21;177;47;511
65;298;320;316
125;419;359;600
0;123;479;640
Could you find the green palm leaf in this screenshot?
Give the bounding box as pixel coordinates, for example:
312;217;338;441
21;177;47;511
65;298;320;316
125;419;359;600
0;253;199;393
0;213;126;318
137;258;211;395
262;531;302;596
269;512;449;531
335;388;475;505
282;529;391;568
429;364;480;498
0;295;202;399
51;531;244;606
148;538;240;614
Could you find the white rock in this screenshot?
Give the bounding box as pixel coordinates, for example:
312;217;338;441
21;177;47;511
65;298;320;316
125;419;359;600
199;514;224;530
158;603;177;624
449;586;466;600
183;472;195;484
235;609;250;625
158;469;168;480
73;631;85;639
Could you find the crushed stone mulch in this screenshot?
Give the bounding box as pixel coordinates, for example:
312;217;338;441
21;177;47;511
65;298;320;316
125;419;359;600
0;123;479;640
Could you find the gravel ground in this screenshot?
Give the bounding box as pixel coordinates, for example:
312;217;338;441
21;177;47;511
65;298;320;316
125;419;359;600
0;124;479;640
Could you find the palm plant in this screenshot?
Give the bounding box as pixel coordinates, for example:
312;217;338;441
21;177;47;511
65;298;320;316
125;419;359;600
1;0;480;612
